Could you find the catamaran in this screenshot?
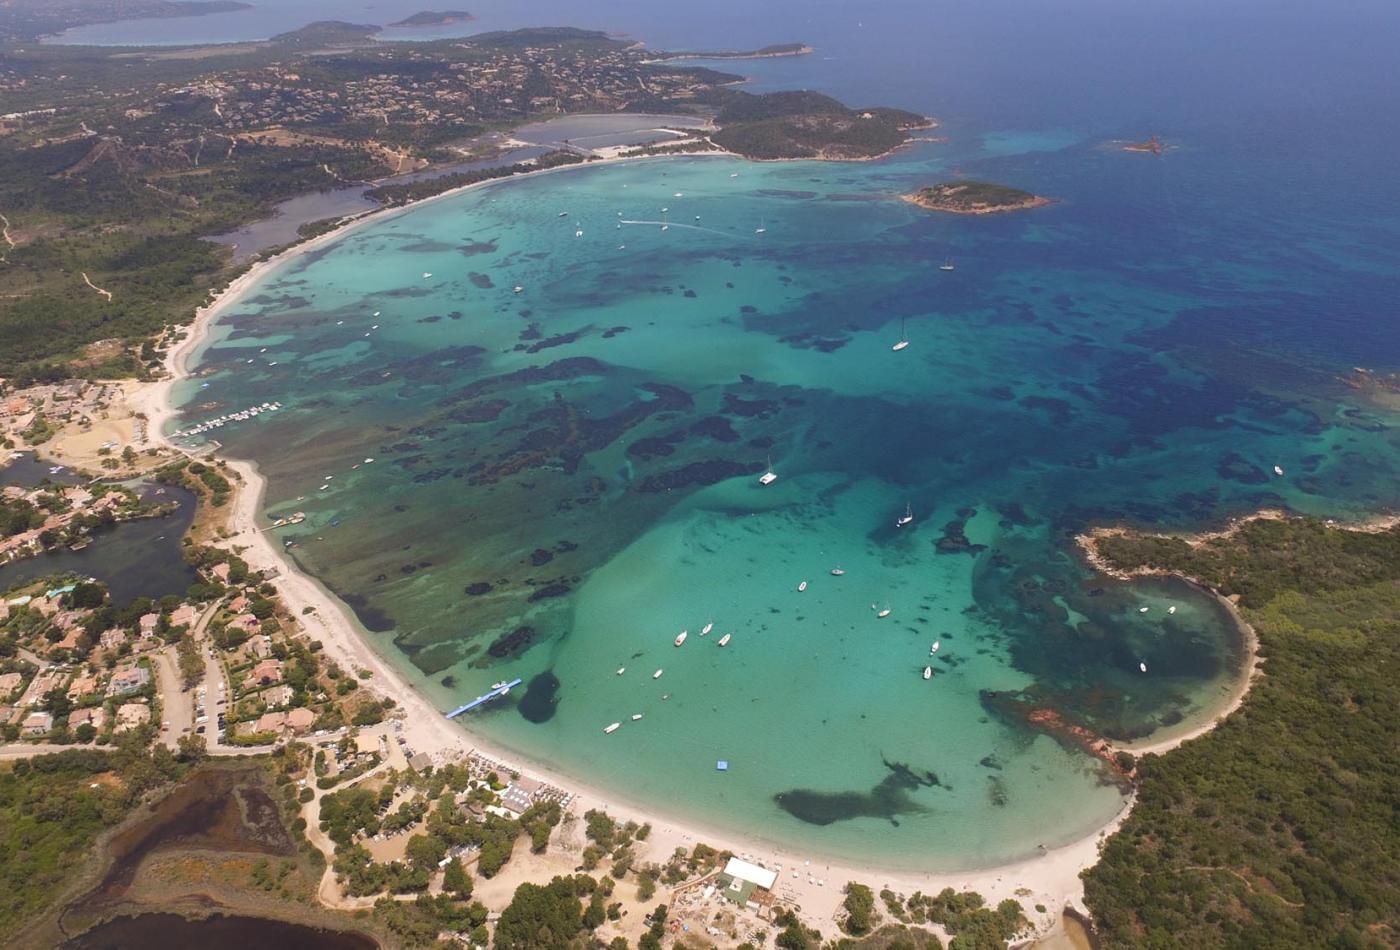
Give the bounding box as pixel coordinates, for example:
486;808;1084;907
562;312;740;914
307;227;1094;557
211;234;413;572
674;630;688;647
892;316;910;351
759;457;778;485
940;258;955;271
897;502;914;527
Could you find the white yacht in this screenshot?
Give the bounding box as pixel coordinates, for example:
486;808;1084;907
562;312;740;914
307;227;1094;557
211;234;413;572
1274;465;1284;476
930;640;940;655
513;286;524;294
1139;662;1148;673
675;630;689;647
923;666;933;680
830;567;846;576
892;316;910;351
755;218;767;234
653;669;664;679
897;502;914;527
1138;606;1149;613
632;713;643;721
940;258;955;271
616;666;626;675
604;722;621;734
798;580;808;592
1168;605;1177;615
718;633;732;646
702;621;714;635
877;606;891;619
422;272;432;279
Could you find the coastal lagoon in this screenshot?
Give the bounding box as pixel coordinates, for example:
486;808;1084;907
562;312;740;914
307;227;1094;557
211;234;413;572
168;1;1400;869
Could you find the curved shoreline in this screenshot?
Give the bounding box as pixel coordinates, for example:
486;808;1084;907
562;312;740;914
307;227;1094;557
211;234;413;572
125;151;1253;939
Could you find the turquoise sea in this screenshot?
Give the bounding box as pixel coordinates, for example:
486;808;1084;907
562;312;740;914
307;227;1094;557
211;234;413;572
163;1;1400;869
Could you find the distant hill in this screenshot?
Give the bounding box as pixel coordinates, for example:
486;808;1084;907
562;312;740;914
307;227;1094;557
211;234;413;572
270;20;378;45
387;10;475;28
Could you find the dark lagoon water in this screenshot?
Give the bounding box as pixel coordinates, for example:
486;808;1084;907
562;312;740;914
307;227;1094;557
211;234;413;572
65;913;377;950
151;0;1400;869
0;480;198;605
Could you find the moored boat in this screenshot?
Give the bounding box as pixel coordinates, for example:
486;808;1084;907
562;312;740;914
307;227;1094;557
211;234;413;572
718;633;732;646
604;722;621;734
897;501;914;527
923;666;933;680
675;630;688;647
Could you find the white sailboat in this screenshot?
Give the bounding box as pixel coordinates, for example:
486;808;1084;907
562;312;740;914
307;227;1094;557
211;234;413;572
759;456;778;485
923;666;933;680
674;630;688;647
1139;662;1148;673
701;621;714;635
930;640;940;655
616;666;626;675
830;566;846;576
877;605;892;619
755;217;767;234
718;633;732;646
892;316;910;352
940;258;955;271
897;501;914;527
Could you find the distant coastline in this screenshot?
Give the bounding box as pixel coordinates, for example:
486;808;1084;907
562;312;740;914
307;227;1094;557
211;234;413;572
384;10;476;29
651;42;814;62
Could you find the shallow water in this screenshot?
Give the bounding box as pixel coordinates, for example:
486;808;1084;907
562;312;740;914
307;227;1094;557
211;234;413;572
163;1;1400;869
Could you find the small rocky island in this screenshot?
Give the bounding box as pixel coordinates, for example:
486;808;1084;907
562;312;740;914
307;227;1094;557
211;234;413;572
388;10;475;28
903;181;1051;214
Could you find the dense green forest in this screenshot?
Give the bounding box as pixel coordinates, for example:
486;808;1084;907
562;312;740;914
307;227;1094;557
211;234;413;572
1081;516;1400;946
0;744;189;933
708;91;925;160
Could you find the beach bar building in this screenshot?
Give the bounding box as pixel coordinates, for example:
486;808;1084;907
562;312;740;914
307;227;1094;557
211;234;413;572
717;857;778;910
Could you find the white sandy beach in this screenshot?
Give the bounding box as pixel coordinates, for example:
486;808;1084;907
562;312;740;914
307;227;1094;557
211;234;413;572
122;149;1257;941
